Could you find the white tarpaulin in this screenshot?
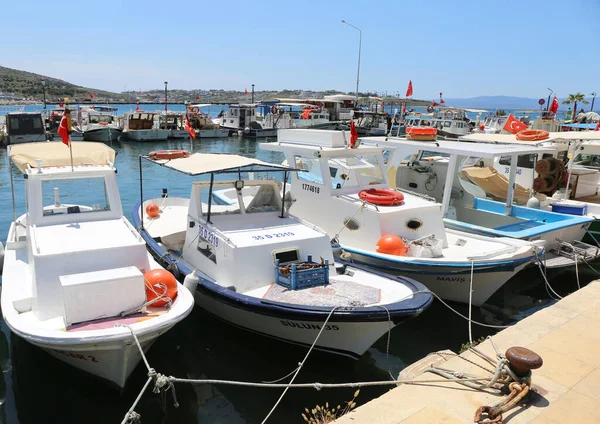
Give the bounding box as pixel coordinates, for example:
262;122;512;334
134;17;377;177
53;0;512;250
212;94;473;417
9;142;116;173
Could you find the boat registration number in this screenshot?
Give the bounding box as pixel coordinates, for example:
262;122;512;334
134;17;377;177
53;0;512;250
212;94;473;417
302;183;320;194
199;223;219;247
252;231;295;241
504;167;523;175
54;349;99;362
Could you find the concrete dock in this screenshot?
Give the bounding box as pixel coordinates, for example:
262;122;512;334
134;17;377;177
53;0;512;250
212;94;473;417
336;280;600;423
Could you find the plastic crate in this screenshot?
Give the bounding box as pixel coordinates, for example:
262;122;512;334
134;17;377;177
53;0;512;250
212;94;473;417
551;203;588;216
275;255;329;290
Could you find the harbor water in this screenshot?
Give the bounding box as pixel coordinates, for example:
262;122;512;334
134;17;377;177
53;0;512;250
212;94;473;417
0;136;598;423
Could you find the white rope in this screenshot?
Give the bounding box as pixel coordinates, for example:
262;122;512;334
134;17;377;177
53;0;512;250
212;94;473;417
261;306;341;423
534;259;563;300
468;260;474;344
575;252;581;290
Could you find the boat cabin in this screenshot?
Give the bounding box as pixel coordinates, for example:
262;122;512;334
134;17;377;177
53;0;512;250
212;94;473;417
221;104;257;130
261;130;450;251
141;153;333;293
5;112;46;145
125;112;159;130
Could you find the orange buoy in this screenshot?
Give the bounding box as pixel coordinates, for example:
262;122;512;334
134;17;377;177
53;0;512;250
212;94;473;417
145;203;160;218
376;235;407;256
516;129;549;141
144;269;178;307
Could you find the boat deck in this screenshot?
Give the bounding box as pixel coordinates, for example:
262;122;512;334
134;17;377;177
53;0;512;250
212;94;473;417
262;279;380;307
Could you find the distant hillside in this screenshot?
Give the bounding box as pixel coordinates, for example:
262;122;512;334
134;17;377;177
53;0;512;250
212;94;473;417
0;66;126;102
443;95;595;111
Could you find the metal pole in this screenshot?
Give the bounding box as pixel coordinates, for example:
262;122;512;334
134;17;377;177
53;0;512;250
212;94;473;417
280;171;288;218
546;88;553;112
139;155;144;230
164;81;168;113
341;20;362;105
591;93;596;112
9;153;17;224
41;80;47;112
251;84;255;103
207;173;214;224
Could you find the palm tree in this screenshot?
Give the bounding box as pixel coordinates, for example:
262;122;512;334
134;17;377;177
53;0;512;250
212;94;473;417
562;92;590;121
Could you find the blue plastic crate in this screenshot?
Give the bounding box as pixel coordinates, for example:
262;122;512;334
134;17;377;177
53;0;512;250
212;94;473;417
275;255;329;290
551;203;588;216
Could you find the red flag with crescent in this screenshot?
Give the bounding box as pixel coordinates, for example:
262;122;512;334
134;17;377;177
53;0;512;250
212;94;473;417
185;114;196;139
503;114;528;134
550;95;559;114
406;80;413;97
349;120;358;148
58;109;72;146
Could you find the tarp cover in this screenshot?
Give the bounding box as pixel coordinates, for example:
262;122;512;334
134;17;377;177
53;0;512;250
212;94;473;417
9;142;116;173
147;153;293;175
460;166;531;205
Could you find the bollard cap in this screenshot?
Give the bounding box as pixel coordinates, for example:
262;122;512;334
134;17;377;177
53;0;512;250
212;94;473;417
505;346;543;376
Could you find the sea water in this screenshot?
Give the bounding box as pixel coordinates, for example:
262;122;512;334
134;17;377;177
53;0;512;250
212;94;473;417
0;136;595;423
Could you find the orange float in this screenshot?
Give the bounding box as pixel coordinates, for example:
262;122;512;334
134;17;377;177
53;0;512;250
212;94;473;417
148;150;190;160
145;203;160;218
406;126;437;136
359;188;404;206
144;269;178;307
376;235;407;256
516;129;549;141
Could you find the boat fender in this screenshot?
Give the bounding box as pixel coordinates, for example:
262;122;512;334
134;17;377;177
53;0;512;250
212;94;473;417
146;203;160;218
183;270;199;295
526;196;541;209
144;269;178;307
376;235;407;256
339;251;352;261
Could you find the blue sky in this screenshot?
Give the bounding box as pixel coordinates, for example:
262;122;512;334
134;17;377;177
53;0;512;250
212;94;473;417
3;0;599;99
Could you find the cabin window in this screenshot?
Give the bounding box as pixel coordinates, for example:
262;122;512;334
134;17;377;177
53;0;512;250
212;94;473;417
574;153;600;170
295;155;324;185
243;184;282;213
327;154;385;190
197;237;217;264
444;121;451;127
498;154;536;169
201;186;241;216
41;177;110;216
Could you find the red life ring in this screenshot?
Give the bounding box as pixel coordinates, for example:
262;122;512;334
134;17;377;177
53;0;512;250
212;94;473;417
191;107;200;113
271;106;279;114
516;129;549;141
359;189;404;206
148;150;190;160
406;126;437;135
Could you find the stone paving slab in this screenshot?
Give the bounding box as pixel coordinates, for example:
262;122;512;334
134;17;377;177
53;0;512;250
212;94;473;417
336;281;600;423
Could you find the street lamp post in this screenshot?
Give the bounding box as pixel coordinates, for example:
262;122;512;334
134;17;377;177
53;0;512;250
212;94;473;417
341;20;362;105
591;92;597;112
164;81;168;113
41;79;47;111
251;84;255;103
546;87;553;112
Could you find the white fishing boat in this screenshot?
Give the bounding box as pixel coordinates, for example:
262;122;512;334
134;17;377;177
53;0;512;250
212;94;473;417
186;104;229;138
260;103;331;130
159;112;190;139
260;130;543;306
132;152;432;358
78;106;122;142
360;135;596;268
122;112;170;141
220;104;277;138
1;142;194;388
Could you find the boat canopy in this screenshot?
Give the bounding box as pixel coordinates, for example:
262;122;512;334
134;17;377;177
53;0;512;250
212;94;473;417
460;132;600;144
9;142;116;173
361;137;555;158
144;153;297;176
187;104;214;108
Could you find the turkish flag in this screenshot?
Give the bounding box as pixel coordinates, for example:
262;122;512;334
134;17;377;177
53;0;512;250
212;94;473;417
406;80;413;97
59;101;64;108
196;95;200;100
595;121;600;131
135;103;139;112
89;92;94;99
550;95;559;114
244;88;248;95
440;99;445;104
349;120;358;148
503;114;528;134
58;109;72;146
185;114;196;139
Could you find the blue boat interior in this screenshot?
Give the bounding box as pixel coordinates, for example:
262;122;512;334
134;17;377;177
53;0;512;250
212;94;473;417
446;197;593;239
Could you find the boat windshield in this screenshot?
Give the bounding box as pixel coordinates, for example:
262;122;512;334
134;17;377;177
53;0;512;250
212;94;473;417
573;153;600;170
327;154;385;190
41;177;110;216
89;115;114;124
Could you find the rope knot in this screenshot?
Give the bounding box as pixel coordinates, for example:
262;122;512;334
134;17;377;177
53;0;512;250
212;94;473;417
147;368;157;378
313;382;323;391
124;411;141;424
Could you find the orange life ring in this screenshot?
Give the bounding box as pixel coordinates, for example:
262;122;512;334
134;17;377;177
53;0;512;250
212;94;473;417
148;150;190;160
271;106;279;114
516;129;549;141
359;188;404;206
426;106;434;113
191;107;200;113
406;126;438;136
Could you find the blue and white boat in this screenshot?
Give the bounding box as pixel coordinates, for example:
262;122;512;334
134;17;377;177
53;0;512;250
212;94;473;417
260;130;543;306
132;152;432;358
360;135;596;268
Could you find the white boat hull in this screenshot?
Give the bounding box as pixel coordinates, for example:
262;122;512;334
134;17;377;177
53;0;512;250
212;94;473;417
195;289;395;358
124;129;170;141
83;127;122;142
169;130;191;139
198;128;229;138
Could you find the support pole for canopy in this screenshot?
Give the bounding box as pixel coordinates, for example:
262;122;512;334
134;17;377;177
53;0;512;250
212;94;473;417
207;172;214;224
505;154;518;215
9;155;16;224
139;155;144;230
280;171;288;218
564;141;581;201
441;155;458;217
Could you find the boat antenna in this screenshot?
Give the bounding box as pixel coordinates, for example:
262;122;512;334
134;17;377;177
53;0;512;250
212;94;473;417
280;171;288;219
139;155;144;230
